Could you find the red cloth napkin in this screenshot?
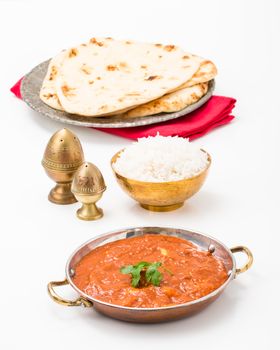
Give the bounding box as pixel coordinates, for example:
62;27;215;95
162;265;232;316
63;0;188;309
11;78;23;99
11;78;235;140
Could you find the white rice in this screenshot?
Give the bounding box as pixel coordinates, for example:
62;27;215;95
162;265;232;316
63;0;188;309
113;135;209;182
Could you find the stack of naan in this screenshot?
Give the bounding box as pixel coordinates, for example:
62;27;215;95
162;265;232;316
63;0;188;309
40;37;217;118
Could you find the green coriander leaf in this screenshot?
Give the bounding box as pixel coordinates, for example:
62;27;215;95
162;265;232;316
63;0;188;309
120;261;168;288
136;261;150;269
120;265;134;274
131;269;141;287
146;262;163;286
151;269;162;286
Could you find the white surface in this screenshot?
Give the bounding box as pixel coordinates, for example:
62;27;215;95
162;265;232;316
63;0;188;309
0;0;279;349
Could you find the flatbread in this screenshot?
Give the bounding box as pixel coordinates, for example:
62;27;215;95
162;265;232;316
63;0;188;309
119;82;208;118
53;38;200;116
98;57;216;117
40;51;216;116
180;58;217;88
39;38;217;118
39;50;68;110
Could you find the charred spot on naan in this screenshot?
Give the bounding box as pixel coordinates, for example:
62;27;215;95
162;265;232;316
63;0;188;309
182;55;190;59
119;62;128;68
69;48;78;57
202;82;209;92
164;45;176;52
99;105;108;112
81;64;92;75
88;80;94;84
155;43;162;47
191;93;199;99
61;85;76;97
152;100;161;107
125;92;141;96
107;65;119;71
145;75;162;81
48;66;58;81
42;93;58;100
41;91;62;109
119;62;130;73
90;37;104;46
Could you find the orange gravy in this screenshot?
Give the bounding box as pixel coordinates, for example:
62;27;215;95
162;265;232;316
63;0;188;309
73;234;228;308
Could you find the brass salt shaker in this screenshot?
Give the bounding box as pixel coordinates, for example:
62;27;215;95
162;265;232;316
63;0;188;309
42;128;84;204
71;162;106;220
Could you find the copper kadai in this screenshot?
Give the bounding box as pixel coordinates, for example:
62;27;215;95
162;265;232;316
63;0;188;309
47;226;253;323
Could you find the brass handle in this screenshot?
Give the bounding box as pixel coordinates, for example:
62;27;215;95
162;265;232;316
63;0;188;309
47;279;92;307
230;246;253;275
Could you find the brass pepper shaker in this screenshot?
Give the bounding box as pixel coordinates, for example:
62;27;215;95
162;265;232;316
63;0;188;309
71;162;106;220
42;128;84;204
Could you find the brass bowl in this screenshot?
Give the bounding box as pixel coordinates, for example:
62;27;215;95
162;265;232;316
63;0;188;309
47;226;253;323
111;150;211;212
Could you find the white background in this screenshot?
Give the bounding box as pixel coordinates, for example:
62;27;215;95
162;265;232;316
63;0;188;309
0;0;279;349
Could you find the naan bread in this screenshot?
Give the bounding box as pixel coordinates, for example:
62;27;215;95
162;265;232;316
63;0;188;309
40;51;216;116
39;50;68;110
120;82;208;118
95;57;216;117
180;58;217;88
53;38;200;116
39;38;217;118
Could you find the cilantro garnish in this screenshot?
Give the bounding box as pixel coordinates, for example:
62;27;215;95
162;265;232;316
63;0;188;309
120;261;171;288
